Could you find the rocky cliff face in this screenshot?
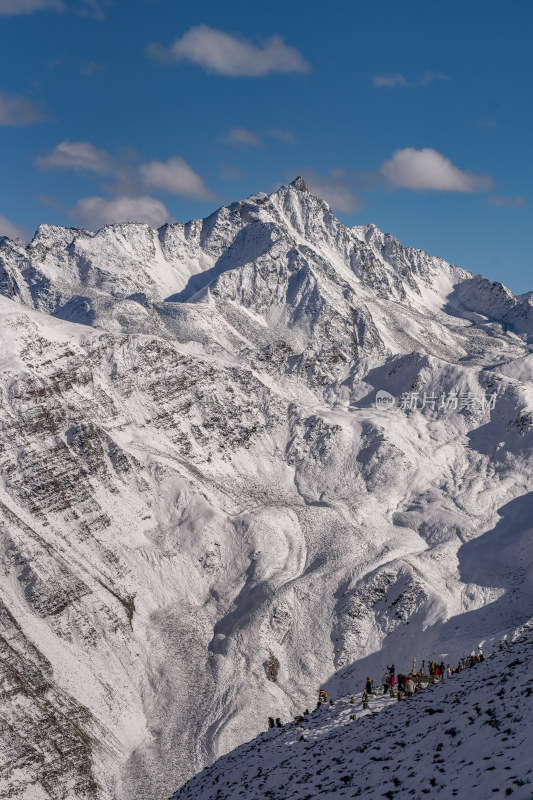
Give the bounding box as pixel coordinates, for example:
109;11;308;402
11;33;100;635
0;180;532;800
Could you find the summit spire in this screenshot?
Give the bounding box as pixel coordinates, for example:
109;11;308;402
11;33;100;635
290;176;309;193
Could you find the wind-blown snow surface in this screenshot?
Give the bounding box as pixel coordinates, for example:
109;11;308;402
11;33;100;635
172;625;533;800
0;179;532;799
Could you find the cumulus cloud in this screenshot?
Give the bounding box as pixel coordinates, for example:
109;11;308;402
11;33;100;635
147;25;309;77
0;92;44;126
0;0;62;13
223;127;295;146
225;127;261;146
298;169;362;214
35;140;114;173
0;213;28;240
418;71;449;86
35;142;217;203
71;195;171;230
380;148;492;192
140;156;217;200
488;195;528;209
0;0;107;13
373;73;408;88
373;71;449;88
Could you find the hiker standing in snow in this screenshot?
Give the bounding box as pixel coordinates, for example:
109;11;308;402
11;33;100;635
382;671;390;695
365;677;373;694
387;664;395;676
447;664;452;678
439;662;446;680
405;677;415;697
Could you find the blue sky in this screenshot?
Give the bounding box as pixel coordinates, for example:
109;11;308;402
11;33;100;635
0;0;531;293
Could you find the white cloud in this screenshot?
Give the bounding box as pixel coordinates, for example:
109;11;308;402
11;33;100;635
71;195;171;230
373;73;408;88
380;148;492;192
147;25;309;77
418;71;449;86
140;156;217;200
300;169;362;214
0;0;62;13
373;71;449;88
225;127;261;146
35;144;216;204
0;0;108;15
223;127;295;146
267;128;295;143
0;92;43;125
35;140;114;173
0;213;27;240
488;195;528;209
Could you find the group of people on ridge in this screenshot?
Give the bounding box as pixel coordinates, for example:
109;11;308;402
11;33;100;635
327;648;484;712
361;648;485;703
280;645;490;729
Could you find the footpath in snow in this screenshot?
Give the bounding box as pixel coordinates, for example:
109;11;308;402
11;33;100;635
170;625;533;800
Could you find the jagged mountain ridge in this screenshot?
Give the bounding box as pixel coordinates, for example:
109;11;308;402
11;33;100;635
0;180;532;800
1;178;531;361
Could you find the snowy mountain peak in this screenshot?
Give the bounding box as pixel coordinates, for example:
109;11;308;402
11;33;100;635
0;181;531;365
30;221;80;246
1;180;531;365
289;175;310;192
0;178;532;800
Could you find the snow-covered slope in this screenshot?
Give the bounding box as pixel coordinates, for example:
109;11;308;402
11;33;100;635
0;179;532;800
172;624;533;800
